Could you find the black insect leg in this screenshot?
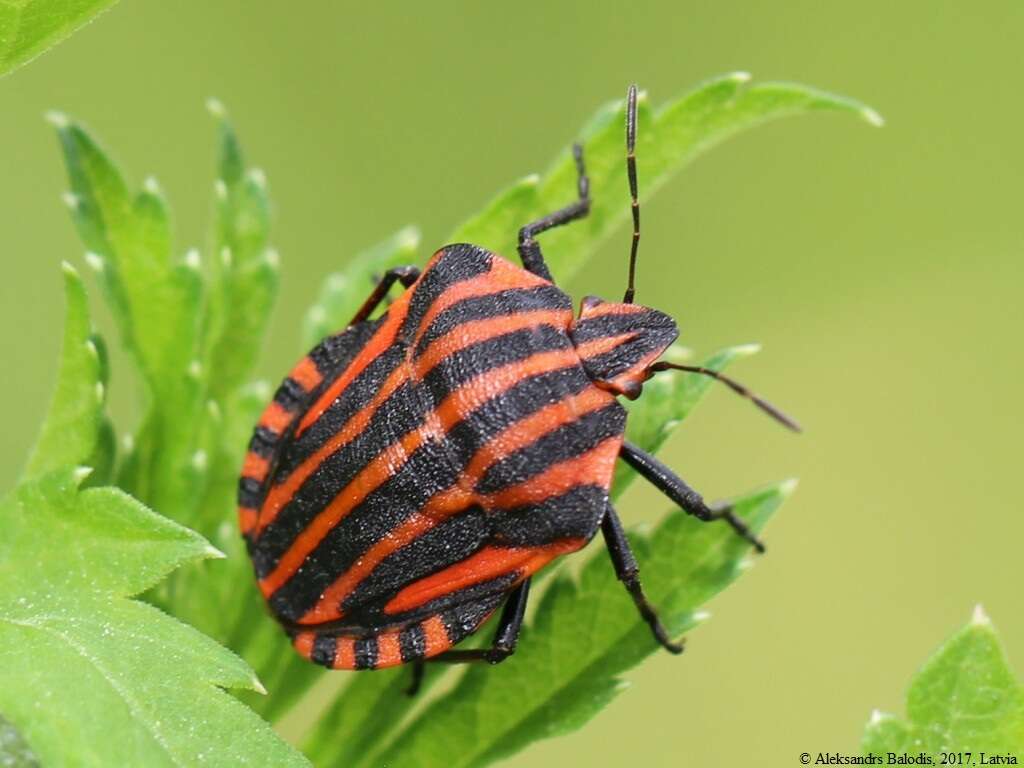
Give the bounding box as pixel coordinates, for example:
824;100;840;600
601;503;683;654
517;144;590;281
429;578;532;665
349;265;421;325
405;660;426;697
619;440;766;553
368;272;398;310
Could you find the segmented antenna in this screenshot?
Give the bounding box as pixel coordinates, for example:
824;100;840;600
648;362;803;433
623;84;640;304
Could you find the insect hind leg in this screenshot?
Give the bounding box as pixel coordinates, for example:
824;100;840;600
404;582;530;695
517;144;590;281
427;578;531;665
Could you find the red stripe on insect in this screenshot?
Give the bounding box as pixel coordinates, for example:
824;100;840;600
292;631;315;659
295;292;412;437
464;387;616;481
241;452;270;483
579;300;647;318
259;401;293;434
289;356;323;391
259;421;446;597
412;254;550;348
297;486;475;624
411;273;504;347
421;348;581;424
421;616;451;656
413;308;573;374
333;636;356;670
259;391;448;594
486;437;622;510
255;363;408;535
573;332;638;361
375;632;403;669
238;506;258;535
384;540;582;616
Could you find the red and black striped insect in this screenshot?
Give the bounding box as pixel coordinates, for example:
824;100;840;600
238;85;798;687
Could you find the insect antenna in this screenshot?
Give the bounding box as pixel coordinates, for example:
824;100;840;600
623;83;640;304
647;361;803;433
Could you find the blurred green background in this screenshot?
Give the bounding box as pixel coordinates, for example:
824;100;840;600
2;2;1021;765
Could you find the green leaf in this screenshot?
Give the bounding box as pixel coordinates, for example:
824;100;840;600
203;100;279;401
302;226;421;349
48;105;307;733
302;658;449;767
862;607;1024;760
3;265;307;766
24;262;107;480
48;107;314;728
0;713;40;767
304;346;781;768
53;116;202;394
51;105;275;537
450;74;881;286
0;0;119;78
0;468;309;767
52;115;209;525
48;108;294;707
173;383;272;647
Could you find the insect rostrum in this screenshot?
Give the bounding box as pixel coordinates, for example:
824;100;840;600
238;84;797;684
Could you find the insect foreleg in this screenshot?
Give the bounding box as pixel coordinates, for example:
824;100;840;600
619;441;766;552
349;265;421;325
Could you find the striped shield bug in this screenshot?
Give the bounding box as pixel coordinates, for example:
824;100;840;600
238;84;799;689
